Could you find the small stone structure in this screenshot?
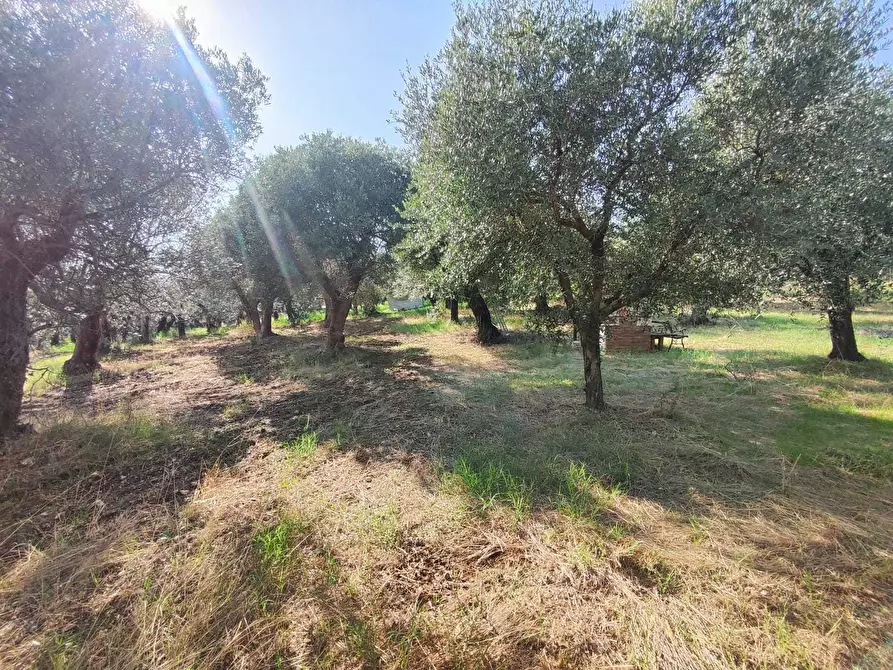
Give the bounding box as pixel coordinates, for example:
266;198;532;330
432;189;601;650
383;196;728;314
605;323;652;351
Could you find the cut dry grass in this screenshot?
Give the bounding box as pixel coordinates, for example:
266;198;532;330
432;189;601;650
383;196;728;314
1;305;891;669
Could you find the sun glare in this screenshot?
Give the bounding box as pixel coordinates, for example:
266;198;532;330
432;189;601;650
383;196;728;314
138;0;177;20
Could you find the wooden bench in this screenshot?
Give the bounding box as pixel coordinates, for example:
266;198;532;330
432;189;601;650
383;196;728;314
651;320;688;350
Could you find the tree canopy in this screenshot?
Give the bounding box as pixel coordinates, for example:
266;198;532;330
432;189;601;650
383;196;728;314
250;133;411;349
397;0;893;408
0;0;268;435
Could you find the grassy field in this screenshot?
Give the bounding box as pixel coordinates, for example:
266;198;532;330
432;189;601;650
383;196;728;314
2;306;891;669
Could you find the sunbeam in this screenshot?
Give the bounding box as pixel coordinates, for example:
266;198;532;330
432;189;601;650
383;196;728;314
148;5;298;292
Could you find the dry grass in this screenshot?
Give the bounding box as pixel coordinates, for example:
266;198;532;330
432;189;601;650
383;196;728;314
2;307;892;669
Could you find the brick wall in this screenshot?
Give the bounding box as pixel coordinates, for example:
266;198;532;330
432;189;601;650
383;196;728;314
605;324;652;352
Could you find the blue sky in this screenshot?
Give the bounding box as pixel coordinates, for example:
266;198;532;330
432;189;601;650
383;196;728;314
181;0;457;154
177;0;892;156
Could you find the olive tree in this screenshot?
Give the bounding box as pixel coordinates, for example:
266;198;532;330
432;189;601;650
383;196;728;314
214;187;303;338
400;162;559;343
253;133;410;350
704;0;892;361
0;1;267;434
397;0;735;409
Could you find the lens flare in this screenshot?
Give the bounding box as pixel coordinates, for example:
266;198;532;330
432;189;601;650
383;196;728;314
151;7;297;291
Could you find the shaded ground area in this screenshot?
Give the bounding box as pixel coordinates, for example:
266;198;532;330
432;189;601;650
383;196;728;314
2;309;892;669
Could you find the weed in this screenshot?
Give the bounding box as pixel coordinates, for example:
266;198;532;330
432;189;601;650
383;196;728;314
222;397;252;420
252;516;309;607
555;462;602;519
345;618;380;666
361;503;403;548
688;516;710;546
568;540;602;572
331;420;355;448
608;523;631;541
321;547;339;585
388;614;423;669
253;517;308;569
236;372;253;385
284;431;319;458
449;456;531;517
44;632;79;670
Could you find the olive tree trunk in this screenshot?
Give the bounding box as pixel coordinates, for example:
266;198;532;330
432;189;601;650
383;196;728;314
467;288;503;344
449;298;460;323
828;306;865;361
326;297;352;350
322;295;332;329
534;294;549;314
0;264;30;437
578;317;606;410
63;309;105;375
232;282;262;336
259;299;275;338
141;315;151;343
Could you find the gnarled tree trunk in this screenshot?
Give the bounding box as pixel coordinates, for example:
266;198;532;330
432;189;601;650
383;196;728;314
63;309;105;375
326;296;352;350
467;287;503;344
141;315;151;343
0;264;30;437
578;316;606;410
232;282;262;336
0;199;82;435
259;299;275;338
828;306;864;361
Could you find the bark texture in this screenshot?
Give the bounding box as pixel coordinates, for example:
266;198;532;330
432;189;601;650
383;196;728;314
322;295;332;329
0;200;82;436
326;297;352;350
467;288;503;344
63;309;105;375
828;307;865;361
579;318;606;410
259;300;275;338
0;264;30;436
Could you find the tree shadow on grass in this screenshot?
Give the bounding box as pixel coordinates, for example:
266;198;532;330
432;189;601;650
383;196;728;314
211;329;458;453
0;409;250;556
5;325;892;667
458;336;893;573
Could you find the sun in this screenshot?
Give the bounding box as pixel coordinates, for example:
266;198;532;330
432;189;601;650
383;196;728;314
137;0;177;20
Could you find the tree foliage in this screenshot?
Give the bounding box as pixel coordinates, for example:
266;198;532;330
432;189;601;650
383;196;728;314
397;0;739;407
0;0;268;434
250;133;410;349
703;0;893;360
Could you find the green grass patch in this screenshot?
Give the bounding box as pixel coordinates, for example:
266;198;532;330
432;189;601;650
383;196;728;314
26;353;69;396
283;430;319;458
554;462;623;520
388;317;459;335
448;456;532;517
252;516;310;608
